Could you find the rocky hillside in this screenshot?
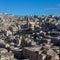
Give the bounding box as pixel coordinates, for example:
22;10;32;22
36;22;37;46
0;13;60;31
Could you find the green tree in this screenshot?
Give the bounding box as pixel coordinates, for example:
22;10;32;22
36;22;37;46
21;36;27;48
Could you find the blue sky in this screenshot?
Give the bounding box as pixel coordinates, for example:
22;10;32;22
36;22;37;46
0;0;60;16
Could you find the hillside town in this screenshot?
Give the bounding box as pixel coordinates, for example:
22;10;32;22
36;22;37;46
0;13;60;60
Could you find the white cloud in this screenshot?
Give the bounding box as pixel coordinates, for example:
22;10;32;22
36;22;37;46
45;8;58;10
57;4;60;6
